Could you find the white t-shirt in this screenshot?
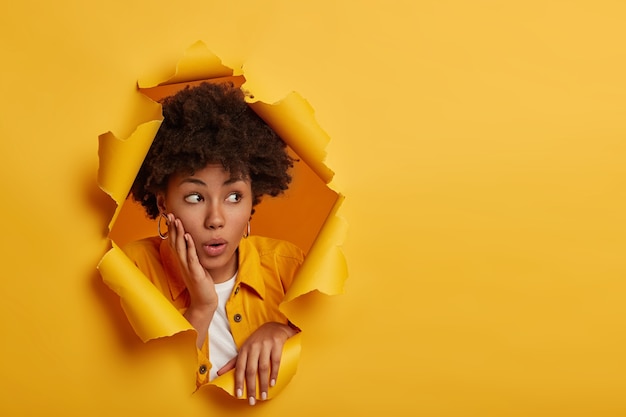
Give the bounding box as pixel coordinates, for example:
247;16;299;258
208;274;239;381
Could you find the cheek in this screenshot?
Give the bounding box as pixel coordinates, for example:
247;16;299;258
231;209;249;223
170;207;202;232
241;200;253;220
230;205;252;227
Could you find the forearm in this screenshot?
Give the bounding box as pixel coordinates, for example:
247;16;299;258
184;305;216;348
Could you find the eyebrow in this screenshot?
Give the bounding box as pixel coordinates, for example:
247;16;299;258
178;176;246;186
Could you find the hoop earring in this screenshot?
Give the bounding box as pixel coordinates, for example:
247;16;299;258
243;221;250;239
158;213;169;239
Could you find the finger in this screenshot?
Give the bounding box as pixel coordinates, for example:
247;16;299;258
244;351;260;406
166;213;177;243
257;344;273;401
234;350;248;400
185;234;214;286
216;357;237;376
167;215;182;261
173;218;188;267
184;233;200;267
269;344;283;389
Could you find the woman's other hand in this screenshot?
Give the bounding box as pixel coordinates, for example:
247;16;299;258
216;322;298;405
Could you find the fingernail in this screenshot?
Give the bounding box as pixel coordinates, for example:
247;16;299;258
261;392;267;401
236;389;243;398
248;396;256;406
270;379;276;387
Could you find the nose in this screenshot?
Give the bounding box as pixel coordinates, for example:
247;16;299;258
204;202;225;229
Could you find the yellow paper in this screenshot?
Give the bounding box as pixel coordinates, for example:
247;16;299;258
98;121;162;230
4;2;626;415
284;194;348;302
98;242;194;341
248;93;335;184
97;41;347;402
138;41;234;89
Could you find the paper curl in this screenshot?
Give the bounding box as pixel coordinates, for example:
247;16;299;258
97;41;348;401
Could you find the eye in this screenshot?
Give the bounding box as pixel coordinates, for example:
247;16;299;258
184;193;203;204
226;192;242;203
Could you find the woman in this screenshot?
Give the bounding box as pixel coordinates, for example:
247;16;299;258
124;82;303;406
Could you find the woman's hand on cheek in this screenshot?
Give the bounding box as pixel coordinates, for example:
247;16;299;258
217;322;298;406
167;214;217;346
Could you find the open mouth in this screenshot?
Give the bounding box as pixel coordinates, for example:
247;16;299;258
203;240;227;256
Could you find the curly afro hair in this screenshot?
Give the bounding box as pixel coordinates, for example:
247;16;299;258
131;81;295;219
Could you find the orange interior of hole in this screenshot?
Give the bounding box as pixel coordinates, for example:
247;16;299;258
109;77;338;255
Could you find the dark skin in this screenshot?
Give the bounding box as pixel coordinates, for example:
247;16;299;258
132;82;298;404
158;164;296;406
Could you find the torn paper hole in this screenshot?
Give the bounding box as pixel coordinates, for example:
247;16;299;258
97;40;348;402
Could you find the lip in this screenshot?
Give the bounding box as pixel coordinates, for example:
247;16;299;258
202;238;227;257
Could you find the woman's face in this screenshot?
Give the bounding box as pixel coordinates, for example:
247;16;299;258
157;164;253;283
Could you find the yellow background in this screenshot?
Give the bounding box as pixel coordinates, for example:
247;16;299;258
2;1;626;416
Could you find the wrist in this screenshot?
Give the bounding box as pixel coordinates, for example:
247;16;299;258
287;320;300;334
184;303;216;327
184;304;216;349
279;321;299;338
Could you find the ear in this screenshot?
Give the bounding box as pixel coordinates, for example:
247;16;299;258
156;192;167;214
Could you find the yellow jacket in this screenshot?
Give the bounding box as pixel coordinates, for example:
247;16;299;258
123;235;304;387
